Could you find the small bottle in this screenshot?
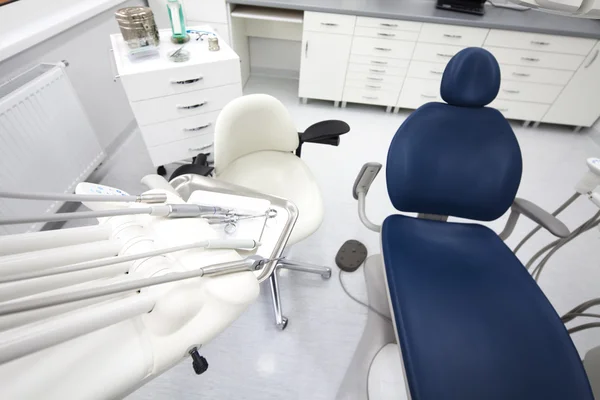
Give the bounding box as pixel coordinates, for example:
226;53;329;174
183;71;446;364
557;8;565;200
167;0;189;43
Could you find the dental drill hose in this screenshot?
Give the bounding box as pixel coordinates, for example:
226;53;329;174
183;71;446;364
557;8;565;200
0;190;167;204
0;204;232;225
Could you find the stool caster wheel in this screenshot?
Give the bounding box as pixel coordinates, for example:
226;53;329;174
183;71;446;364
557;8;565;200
157;166;167;176
189;348;209;375
322;269;332;279
276;316;288;330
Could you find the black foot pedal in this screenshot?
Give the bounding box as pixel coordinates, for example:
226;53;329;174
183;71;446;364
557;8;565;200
335;240;367;272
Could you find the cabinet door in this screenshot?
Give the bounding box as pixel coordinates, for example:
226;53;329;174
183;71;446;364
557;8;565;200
542;41;600;127
299;31;353;101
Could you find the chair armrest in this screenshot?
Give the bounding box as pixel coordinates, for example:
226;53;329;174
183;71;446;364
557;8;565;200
498;198;570;241
300;120;350;143
353;163;383;232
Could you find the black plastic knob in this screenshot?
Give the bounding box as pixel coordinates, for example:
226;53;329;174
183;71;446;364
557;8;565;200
190;348;209;375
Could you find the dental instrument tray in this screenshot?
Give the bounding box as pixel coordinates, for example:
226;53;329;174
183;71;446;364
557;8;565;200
188;191;274;243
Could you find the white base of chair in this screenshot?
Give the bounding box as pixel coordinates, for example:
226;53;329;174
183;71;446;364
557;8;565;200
336;255;399;400
269;258;332;330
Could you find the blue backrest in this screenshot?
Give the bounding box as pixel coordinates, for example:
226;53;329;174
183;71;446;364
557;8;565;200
386;48;522;221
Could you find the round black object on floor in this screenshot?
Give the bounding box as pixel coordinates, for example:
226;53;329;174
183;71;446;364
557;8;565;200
335;240;368;272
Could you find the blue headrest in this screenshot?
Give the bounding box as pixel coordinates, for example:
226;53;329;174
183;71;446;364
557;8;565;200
441;48;500;107
386;48;522;221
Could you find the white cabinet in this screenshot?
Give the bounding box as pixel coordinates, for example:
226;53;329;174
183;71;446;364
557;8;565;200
542;43;600;127
299;30;353;102
295;11;600;126
111;27;242;168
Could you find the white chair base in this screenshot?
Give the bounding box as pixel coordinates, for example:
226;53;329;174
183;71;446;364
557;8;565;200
269;259;332;330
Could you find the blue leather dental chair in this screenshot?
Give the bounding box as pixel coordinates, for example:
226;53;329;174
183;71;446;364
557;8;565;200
337;48;593;400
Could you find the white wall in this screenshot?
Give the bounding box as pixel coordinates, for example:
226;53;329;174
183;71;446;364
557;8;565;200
0;0;145;151
249;38;301;78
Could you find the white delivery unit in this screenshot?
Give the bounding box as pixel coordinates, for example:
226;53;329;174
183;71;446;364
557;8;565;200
110;27;242;169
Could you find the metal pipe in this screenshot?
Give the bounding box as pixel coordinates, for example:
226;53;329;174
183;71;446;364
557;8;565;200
0;190;167;204
0;263;130;304
0;240;122;276
0;225;112;256
0;257;263;316
0;273;129;330
0;239;258;284
0;295;154;365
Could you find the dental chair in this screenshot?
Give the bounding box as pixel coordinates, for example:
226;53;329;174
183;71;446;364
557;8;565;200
213;94;350;329
337;48;594;400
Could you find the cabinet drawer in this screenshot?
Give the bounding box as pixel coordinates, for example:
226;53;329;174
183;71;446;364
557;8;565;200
418;23;488;47
351;37;416;59
412;43;465;64
347;63;407;76
345;79;403;93
354;26;419;42
356;16;422;32
349;54;410;68
485;29;596;56
343;87;399;106
148;135;214;167
121;58;240;102
140;110;220;147
303;11;356;35
484;46;585;71
497;81;562;104
346;71;406;85
397;78;442;109
489;99;550;121
499;65;573;85
407;61;446;80
131;84;242;126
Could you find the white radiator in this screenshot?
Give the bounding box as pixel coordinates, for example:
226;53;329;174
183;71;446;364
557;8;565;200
0;64;105;235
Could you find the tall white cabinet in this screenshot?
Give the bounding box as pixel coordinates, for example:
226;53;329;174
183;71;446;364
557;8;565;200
299;12;355;104
297;10;600;128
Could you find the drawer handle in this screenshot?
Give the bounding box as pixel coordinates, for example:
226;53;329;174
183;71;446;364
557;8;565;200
183;123;211;132
380;23;398;27
367;77;384;81
374;47;392;51
177;101;207;110
503;89;520;94
521;57;540;62
497;108;509;112
430;70;443;75
585;49;599;68
512;72;531;77
530;40;550;45
365;84;382;89
189;142;214;152
171;77;203;85
443;34;462;39
321;22;338;26
369;68;386;73
362;96;379;100
436;53;454;58
371;60;388;65
421;94;437;99
377;32;396;37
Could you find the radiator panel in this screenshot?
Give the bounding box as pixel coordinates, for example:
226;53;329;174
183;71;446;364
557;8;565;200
0;64;105;234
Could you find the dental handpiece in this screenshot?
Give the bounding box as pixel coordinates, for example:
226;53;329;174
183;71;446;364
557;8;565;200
0;204;235;225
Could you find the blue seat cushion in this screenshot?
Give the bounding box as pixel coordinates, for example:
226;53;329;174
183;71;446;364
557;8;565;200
382;214;593;400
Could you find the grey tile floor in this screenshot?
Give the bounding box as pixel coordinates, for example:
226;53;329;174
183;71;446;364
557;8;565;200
93;76;600;399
